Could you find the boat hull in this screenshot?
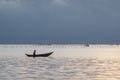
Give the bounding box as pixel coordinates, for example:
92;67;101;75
25;52;53;57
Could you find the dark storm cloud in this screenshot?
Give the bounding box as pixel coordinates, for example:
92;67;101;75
0;0;120;44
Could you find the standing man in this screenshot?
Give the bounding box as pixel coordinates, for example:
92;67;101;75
33;50;36;56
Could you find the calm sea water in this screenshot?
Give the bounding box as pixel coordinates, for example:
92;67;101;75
0;44;120;80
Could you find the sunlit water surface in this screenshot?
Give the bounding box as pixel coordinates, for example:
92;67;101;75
0;44;120;80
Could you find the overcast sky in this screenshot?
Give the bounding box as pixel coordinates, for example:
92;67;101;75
0;0;120;44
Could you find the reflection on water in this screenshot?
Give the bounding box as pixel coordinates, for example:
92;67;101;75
0;57;120;80
0;44;120;80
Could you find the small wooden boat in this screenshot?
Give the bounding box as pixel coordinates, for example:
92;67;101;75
25;52;53;57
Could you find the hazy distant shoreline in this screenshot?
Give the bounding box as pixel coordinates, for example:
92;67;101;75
0;44;120;49
0;43;120;45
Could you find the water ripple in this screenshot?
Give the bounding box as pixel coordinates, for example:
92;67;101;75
0;57;120;80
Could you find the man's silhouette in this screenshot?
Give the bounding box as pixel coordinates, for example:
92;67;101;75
33;50;36;56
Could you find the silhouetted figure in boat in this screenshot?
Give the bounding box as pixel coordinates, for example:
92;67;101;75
33;50;36;57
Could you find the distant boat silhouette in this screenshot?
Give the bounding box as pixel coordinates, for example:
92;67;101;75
25;52;53;57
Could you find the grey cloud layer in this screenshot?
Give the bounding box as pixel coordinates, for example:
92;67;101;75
0;0;120;43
